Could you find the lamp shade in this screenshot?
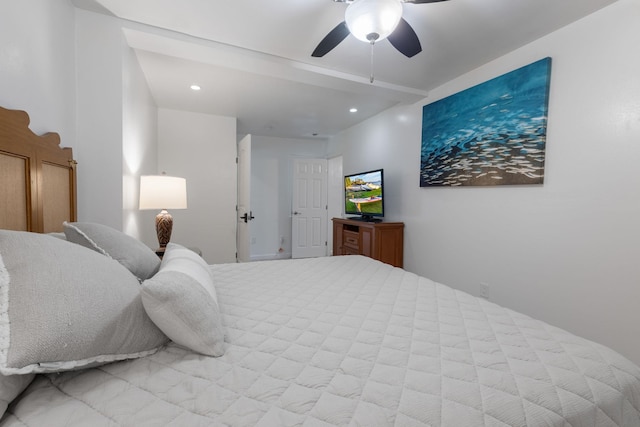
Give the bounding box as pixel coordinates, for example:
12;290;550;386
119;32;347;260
139;175;187;210
345;0;403;43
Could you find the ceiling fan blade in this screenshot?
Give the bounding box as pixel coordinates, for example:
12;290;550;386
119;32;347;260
403;0;450;3
387;18;422;58
312;21;350;57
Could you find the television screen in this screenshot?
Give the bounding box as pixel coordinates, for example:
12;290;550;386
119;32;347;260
344;169;384;220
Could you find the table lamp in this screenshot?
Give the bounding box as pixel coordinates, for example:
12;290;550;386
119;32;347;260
139;175;187;256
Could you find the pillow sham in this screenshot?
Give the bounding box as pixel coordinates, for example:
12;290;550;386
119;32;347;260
63;222;160;280
0;230;168;375
141;243;225;357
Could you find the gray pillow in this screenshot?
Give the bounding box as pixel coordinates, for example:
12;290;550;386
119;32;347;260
141;243;225;357
63;222;160;280
0;230;168;375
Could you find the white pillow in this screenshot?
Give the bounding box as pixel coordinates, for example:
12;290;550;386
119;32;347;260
141;243;225;357
0;230;168;375
63;222;160;280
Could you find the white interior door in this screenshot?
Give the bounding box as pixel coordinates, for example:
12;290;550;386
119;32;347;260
292;158;328;259
237;134;252;262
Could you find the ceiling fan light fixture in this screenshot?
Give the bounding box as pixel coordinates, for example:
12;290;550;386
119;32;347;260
345;0;403;43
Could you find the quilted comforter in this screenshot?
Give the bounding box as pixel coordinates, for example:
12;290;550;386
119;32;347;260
3;256;640;426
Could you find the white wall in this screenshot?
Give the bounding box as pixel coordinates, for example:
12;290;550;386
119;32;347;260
122;48;159;244
250;135;328;260
158;108;237;264
1;3;235;257
0;0;76;147
76;9;159;242
328;0;640;365
1;2;158;243
75;9;126;229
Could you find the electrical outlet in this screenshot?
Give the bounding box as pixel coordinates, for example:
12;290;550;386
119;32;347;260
480;282;490;299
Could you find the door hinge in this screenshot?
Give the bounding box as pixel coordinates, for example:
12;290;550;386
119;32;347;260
236;157;238;164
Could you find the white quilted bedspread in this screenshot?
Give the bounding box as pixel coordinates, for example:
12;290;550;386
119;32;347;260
3;256;640;426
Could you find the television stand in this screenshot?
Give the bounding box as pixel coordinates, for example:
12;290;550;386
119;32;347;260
332;217;404;268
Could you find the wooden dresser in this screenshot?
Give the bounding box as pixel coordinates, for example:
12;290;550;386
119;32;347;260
332;217;404;268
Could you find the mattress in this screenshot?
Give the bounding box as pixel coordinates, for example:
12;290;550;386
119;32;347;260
3;255;640;426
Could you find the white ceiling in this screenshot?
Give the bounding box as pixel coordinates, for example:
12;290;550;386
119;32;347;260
72;0;616;140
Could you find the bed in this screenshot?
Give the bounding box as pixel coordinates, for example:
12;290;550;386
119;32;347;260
1;107;639;426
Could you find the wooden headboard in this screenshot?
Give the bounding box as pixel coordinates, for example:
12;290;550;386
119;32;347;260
0;106;77;233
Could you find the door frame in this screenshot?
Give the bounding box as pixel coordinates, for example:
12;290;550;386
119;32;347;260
327;155;343;255
236;134;252;262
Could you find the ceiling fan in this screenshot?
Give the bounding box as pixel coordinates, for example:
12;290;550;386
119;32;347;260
312;0;450;58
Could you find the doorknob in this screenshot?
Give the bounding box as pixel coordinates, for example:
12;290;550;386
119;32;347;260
241;211;255;223
293;211;301;215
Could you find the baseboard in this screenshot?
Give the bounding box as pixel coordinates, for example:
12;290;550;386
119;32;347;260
250;252;292;261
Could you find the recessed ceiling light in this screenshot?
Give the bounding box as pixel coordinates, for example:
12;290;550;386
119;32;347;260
349;108;358;113
190;85;201;91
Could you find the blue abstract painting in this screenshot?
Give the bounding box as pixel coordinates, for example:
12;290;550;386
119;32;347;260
420;57;552;187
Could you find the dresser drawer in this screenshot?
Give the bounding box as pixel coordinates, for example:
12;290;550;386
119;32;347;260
343;230;359;250
341;247;359;256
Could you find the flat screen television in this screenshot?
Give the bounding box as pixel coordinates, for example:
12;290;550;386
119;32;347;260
344;168;384;222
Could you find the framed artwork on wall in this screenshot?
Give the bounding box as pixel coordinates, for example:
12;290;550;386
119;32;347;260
420;57;552;187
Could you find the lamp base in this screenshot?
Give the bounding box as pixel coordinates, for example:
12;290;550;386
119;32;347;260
155;209;173;253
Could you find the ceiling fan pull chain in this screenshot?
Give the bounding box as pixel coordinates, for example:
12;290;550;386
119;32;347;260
370;40;375;83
